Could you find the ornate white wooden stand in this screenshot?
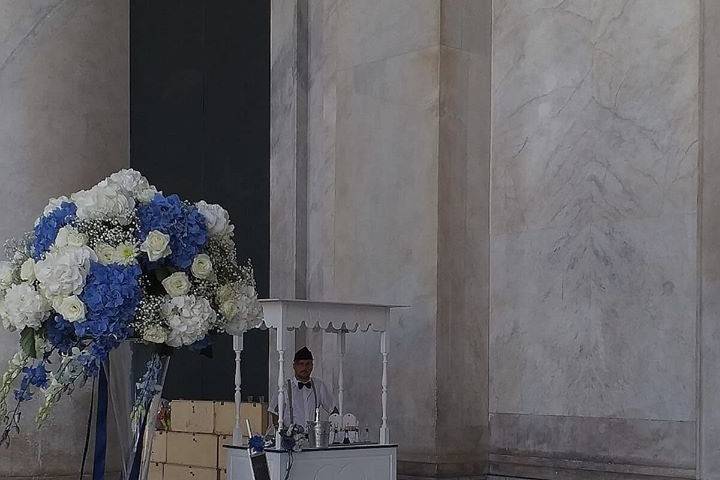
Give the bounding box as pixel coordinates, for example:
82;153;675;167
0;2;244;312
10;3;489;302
227;444;397;480
227;299;403;480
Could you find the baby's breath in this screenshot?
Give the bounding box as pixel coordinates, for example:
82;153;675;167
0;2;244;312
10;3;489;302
75;215;139;248
131;295;165;335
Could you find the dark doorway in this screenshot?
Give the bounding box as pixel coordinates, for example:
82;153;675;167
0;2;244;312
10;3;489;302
130;0;270;402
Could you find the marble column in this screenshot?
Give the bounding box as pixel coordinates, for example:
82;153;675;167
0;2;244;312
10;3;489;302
700;1;720;478
0;0;128;477
437;0;491;475
271;0;491;477
270;0;308;301
269;0;307;393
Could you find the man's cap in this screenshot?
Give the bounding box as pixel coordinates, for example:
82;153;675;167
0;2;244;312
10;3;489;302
294;346;314;361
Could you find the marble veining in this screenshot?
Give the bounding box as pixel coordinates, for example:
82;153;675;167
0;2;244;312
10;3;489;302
335;0;439;70
490;0;698;420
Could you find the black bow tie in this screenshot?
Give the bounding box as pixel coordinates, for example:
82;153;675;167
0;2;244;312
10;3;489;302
298;381;312;389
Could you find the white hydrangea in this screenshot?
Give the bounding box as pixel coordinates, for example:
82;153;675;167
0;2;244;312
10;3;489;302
162;295;215;347
107;169;159;203
217;283;263;335
0;283;51;331
71;179;135;225
34;245;97;300
0;261;14;289
142;324;168;344
195;201;234;237
35;196;71;226
53;225;88;249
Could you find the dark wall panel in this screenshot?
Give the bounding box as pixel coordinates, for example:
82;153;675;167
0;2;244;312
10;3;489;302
130;0;270;402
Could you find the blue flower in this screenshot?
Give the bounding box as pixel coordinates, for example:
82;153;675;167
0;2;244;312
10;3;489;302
137;194;207;269
32;202;76;259
249;435;265;452
45;315;77;355
76;351;102;377
77;262;142;351
14;364;49;401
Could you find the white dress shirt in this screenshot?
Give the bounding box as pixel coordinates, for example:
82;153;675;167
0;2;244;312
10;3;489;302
269;376;336;427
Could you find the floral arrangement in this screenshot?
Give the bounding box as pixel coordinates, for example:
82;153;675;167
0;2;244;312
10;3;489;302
0;169;262;444
279;423;306;452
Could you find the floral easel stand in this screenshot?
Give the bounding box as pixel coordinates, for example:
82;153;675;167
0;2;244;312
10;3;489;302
106;342;171;480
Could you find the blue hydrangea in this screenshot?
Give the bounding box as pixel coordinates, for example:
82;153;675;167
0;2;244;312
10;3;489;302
77;262;142;351
45;315;77;355
32;202;76;259
136;194;207;269
14;364;49;401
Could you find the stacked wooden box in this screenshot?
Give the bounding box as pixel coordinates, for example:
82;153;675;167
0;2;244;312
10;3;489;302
150;400;268;480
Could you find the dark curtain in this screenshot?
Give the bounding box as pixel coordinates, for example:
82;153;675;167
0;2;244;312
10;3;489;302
130;0;270;401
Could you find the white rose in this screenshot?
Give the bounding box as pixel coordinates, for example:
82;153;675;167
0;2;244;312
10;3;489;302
57;295;86;323
95;243;117;265
140;230;172;262
142;324;168;344
20;258;36;282
0;261;14;287
195;201;234;237
71;180;135;225
161;272;191;297
54;226;88;249
190;254;213;280
162;295;215;347
114;242;138;265
0;283;50;331
219;300;239;320
34;245;97;300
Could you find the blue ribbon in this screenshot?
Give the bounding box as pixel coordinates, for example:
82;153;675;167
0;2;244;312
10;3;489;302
92;364;108;480
79;377;95;480
128;411;149;480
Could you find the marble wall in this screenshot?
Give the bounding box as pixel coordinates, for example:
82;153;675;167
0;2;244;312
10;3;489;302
490;0;700;477
0;0;128;477
271;0;718;478
490;0;699;476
